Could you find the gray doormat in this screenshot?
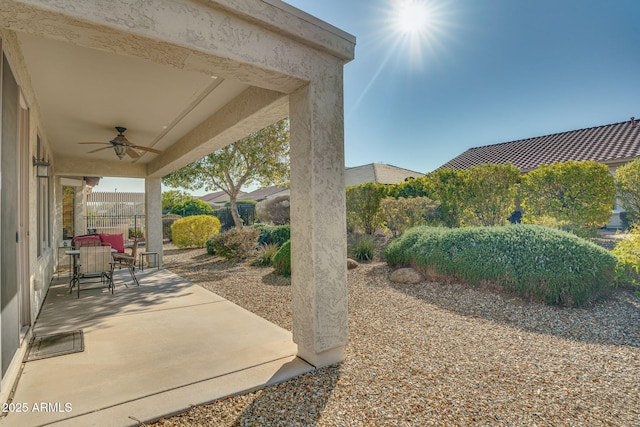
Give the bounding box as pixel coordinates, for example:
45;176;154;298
24;330;84;362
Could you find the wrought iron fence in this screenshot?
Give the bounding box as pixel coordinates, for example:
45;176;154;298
84;214;145;239
85;192;146;238
216;205;256;230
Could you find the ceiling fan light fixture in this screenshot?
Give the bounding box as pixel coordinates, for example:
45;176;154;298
113;144;127;159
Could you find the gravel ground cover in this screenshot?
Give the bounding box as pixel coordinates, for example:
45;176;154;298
152;245;639;426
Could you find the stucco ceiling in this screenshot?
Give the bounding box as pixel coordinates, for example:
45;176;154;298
17;32;249;169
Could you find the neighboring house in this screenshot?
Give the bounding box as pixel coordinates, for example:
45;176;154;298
199;190;247;208
198;187;289;208
240;186;289;202
438;117;640;227
439;117;640;172
345;163;425;187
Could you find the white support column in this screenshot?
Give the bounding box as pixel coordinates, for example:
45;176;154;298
144;178;163;267
289;65;348;368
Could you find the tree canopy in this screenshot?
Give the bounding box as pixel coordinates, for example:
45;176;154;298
520;160;615;231
163;119;290;227
170;199;214;216
463;163;521;226
162;189;193;212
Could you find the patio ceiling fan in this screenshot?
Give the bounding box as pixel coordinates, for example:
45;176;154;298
79;126;162;160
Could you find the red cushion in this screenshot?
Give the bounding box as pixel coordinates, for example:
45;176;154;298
73;235;101;246
98;233;125;253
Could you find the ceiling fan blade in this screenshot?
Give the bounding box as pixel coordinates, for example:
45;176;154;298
79;142;110;145
126;147;141;159
87;146;114;154
129;144;162;154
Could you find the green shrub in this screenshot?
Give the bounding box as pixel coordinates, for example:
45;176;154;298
520;160;616;229
379;196;437;237
385;225;617;307
171;215;221;248
350;234;377;262
251;243;280;267
463;163;521;226
162;189;192;212
273;240;291;277
128;228;144;239
612;226;640;289
388;176;433;199
207;227;260;261
170;199;214;216
206;235;216;255
346;182;389;234
615;159;640;227
427;168;473;228
256;224;291;246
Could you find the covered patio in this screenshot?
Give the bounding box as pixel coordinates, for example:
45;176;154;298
0;0;355;407
2;267;314;426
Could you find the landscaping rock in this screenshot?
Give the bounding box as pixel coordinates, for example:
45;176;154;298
389;267;423;284
347;258;359;269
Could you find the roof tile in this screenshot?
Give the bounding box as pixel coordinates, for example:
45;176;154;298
439;119;640;172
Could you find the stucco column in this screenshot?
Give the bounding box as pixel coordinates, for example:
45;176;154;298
289;66;348;368
144;178;163;267
74;185;86;235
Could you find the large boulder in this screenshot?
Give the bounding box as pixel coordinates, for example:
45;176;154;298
389;267;423;284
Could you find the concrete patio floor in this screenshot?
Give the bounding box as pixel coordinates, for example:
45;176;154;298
1;268;313;426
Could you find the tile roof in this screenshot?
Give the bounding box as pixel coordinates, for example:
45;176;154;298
239;186;289;201
438;118;640;172
199;190;226;203
345;163;424;186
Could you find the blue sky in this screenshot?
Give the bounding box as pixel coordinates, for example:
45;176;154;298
97;0;640;194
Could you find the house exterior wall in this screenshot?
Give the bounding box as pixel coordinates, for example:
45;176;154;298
345;165;376;187
345;163;425;187
0;30;56;401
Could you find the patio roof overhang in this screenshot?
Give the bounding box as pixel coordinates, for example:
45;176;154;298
0;0;355;179
1;0;355;378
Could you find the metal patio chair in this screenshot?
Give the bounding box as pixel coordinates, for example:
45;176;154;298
111;239;140;287
76;246;114;298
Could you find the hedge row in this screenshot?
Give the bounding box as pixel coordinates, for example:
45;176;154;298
385;225;617;307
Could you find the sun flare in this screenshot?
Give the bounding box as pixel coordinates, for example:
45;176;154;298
382;0;450;69
394;0;432;35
